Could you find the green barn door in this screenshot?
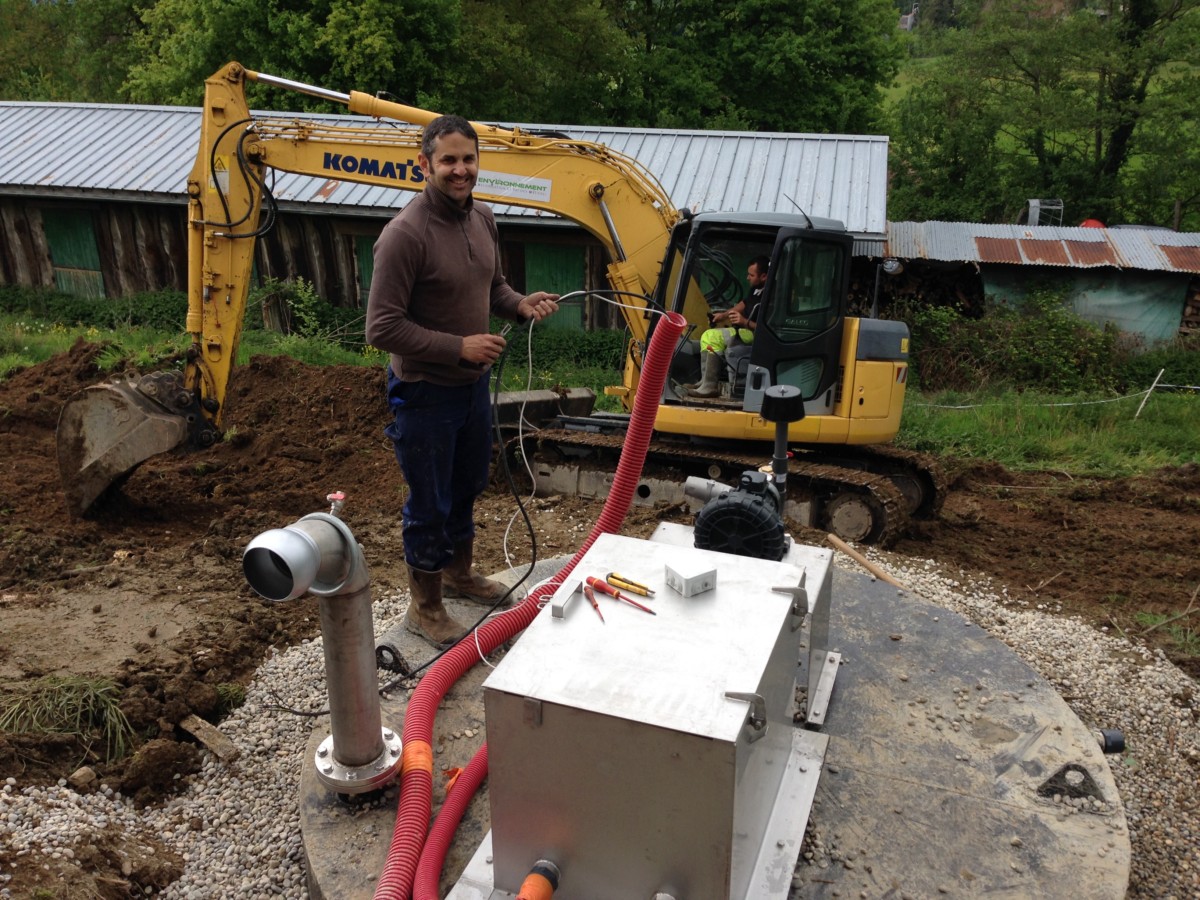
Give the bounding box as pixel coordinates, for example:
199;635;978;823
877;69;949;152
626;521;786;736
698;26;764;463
41;209;105;298
354;235;375;305
524;243;585;330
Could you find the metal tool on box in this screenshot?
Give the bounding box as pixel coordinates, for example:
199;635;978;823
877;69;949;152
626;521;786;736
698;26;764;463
586;576;656;614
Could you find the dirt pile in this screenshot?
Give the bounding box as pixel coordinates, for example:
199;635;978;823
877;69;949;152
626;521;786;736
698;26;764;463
0;344;1197;898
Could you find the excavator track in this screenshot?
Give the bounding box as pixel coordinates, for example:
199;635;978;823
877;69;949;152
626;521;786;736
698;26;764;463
817;443;949;519
522;427;912;546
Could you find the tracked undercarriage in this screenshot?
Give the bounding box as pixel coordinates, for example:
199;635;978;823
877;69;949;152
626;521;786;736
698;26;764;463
514;417;945;546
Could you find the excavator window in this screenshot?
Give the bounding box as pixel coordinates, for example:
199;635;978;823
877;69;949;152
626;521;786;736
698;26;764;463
765;237;844;341
660;228;777;319
693;243;744;309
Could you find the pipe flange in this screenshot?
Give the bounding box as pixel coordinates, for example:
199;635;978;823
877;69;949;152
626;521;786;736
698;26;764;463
314;727;403;794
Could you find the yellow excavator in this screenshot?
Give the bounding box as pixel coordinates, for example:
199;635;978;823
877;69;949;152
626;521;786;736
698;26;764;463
56;62;942;544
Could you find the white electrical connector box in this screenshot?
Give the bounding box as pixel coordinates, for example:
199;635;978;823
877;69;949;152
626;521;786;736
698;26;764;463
664;559;717;597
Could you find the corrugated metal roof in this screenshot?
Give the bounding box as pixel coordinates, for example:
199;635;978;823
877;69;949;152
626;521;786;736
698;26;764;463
0;102;889;236
886;221;1200;274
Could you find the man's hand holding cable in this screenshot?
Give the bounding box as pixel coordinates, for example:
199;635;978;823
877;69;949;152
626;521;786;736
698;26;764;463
518;291;560;322
460;333;507;367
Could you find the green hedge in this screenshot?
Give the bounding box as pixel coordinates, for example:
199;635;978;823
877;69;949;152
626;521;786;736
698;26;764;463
0;285;187;331
899;282;1200;395
495;319;626;371
8;282;1193;394
1113;336;1200;391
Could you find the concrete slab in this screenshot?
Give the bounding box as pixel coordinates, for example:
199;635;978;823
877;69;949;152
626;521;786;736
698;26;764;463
793;568;1130;898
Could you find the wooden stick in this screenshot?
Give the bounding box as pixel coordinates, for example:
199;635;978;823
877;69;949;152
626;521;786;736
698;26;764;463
826;534;908;590
1134;368;1165;419
1140;583;1200;636
1029;571;1065;594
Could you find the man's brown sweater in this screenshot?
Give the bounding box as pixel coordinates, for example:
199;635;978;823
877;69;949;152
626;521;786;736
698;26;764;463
365;186;525;386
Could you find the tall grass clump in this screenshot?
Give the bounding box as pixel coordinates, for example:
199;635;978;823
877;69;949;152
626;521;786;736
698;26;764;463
250;277;367;349
0;674;135;761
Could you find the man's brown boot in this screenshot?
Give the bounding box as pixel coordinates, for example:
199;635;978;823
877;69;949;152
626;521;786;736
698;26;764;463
443;539;509;605
405;565;467;649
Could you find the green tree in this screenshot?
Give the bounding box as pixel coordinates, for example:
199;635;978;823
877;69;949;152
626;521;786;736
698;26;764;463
124;0;457;110
888;70;1013;221
0;0;147;101
889;0;1200;226
425;0;637;124
1116;64;1200;231
613;0;902;132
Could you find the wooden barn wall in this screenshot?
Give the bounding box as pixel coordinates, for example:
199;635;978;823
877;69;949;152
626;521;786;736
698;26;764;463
94;203;189;295
0;199;55;287
0;198;367;306
0;198;189;295
254;212;363;308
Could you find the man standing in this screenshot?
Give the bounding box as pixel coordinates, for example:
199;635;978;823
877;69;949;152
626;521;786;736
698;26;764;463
366;115;559;648
688;255;769;398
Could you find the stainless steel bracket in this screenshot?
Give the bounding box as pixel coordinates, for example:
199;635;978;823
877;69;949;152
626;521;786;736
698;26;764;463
725;691;768;743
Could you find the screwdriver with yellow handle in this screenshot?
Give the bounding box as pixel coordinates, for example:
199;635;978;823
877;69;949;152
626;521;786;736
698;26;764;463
605;572;656;597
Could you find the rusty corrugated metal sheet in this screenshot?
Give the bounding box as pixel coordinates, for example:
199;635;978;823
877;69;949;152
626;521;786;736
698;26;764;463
1067;241;1119;267
0;102;889;236
1161;245;1200;271
886;221;1200;274
975;237;1021;263
1019;239;1071;265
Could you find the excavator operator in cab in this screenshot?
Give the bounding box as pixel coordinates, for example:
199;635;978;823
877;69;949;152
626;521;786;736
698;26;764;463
686;255;770;398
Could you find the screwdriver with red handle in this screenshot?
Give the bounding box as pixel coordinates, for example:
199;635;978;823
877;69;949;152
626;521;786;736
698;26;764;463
585;576;656;615
582;584;605;623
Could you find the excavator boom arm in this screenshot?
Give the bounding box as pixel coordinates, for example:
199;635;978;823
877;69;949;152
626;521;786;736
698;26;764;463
187;63;678;422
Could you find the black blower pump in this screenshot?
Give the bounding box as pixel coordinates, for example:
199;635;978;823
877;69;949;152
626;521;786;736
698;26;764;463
692;385;806;561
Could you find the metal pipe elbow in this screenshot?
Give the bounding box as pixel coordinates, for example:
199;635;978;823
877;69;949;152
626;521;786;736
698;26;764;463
243;511;370;601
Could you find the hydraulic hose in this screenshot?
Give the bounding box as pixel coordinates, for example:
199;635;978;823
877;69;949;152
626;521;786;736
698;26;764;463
375;311;686;900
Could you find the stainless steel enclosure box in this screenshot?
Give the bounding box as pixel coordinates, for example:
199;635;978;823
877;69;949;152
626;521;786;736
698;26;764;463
481;533;830;899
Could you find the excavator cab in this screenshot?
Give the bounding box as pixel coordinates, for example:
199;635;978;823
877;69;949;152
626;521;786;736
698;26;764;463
657;213;852;414
743;226;851;413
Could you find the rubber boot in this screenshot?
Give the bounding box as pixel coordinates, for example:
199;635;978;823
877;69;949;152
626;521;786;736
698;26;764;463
687;350;722;398
405;565;466;649
443;539;510;606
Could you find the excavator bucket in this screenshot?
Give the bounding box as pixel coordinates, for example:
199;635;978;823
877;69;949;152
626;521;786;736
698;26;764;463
57;373;194;517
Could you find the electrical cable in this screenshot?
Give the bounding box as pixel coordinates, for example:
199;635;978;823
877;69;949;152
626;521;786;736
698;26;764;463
194;117;253;227
377;290;678;695
221;127;279;239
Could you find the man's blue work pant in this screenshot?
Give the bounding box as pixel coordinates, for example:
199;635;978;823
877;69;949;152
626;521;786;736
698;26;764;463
384;370;493;572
